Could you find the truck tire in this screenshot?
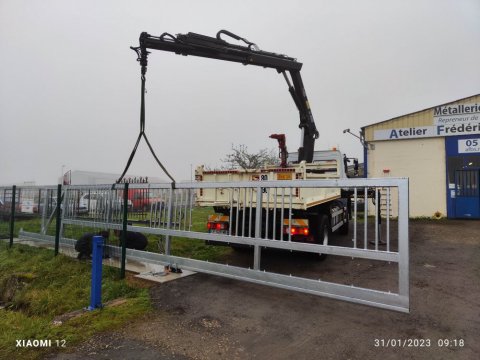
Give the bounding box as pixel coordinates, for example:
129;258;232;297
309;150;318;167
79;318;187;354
317;214;330;260
318;214;330;244
339;217;349;235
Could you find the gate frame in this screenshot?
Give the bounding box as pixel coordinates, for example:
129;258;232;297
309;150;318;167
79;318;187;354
18;177;410;312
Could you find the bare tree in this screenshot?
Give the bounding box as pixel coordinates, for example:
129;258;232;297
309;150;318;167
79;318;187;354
222;144;279;170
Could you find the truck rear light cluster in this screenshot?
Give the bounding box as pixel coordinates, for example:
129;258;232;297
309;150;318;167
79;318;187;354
284;226;309;236
207;222;229;231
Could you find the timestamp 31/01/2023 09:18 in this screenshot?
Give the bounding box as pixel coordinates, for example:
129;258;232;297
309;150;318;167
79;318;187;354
374;338;465;348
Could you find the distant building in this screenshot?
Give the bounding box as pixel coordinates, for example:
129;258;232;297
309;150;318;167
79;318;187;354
60;170;165;185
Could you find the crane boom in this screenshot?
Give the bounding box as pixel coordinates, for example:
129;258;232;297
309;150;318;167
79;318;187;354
132;30;319;162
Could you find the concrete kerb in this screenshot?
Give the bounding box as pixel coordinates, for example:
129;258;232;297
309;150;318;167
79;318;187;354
3;234;195;285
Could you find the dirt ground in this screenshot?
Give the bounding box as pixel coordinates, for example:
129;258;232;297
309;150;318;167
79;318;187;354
46;220;479;360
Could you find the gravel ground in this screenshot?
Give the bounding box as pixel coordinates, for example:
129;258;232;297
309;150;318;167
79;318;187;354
45;219;479;360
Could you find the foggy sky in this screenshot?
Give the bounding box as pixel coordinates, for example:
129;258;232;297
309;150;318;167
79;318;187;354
1;0;479;185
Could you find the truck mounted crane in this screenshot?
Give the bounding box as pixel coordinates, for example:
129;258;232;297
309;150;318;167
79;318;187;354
131;30;319;163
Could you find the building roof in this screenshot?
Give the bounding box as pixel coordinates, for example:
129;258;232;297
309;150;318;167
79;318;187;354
361;93;480;130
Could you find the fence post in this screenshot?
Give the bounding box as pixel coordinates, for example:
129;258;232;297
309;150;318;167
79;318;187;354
54;184;62;256
9;185;16;248
120;183;128;279
397;179;410;310
88;235;104;310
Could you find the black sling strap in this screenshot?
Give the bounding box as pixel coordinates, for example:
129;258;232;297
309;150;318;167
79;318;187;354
116;70;176;185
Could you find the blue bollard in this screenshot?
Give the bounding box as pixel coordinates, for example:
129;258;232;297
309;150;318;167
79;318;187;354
88;235;104;310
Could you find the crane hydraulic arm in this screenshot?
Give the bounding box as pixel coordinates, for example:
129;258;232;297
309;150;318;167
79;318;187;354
131;30;319;163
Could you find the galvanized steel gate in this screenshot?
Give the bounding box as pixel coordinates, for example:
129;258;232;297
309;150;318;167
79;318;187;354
13;177;409;312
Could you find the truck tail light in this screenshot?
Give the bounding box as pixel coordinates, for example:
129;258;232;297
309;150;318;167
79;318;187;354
283;226;309;236
207;221;229;232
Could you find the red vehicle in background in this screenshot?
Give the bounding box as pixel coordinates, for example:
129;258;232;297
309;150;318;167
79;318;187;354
127;188;162;212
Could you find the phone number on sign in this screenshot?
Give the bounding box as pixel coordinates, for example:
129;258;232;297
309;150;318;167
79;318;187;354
374;339;465;348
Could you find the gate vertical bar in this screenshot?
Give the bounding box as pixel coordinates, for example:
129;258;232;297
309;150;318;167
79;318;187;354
189;189;194;230
273;188;277;240
235;188;240;236
54;184;62;256
398;179;410;307
37;188;42;219
288;188;292;242
41;188;49;234
353;187;357;248
59;187;67;242
249;189;253;237
364;187;368;249
173;189;179;230
377;190;382;244
253;185;262;270
242;189;246;236
183;189;188;230
229;190;233;236
386;187;390;252
265;188;270;239
120;183;128;279
374;187;378;251
280;188;285;241
165;185;174;255
9;185;16;247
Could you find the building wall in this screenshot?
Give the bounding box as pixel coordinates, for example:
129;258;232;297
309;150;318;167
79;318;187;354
367;137;446;217
363;94;480;218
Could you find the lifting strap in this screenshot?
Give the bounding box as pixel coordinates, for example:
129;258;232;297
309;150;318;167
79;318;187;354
116;72;176;186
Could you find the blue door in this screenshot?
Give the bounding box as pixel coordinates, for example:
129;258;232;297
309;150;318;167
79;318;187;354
455;169;480;218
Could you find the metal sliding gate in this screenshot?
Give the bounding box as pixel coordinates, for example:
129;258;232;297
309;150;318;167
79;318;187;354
15;178;409;312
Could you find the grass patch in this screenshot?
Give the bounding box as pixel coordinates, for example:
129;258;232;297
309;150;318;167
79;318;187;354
141;206;232;261
410;216;449;221
0;242;151;360
2;204;231;268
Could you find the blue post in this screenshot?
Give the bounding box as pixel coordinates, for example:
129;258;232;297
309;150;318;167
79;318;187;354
88;235;104;310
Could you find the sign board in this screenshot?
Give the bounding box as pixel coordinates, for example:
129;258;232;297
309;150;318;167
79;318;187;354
433;103;480;125
458;138;480;154
374;102;480;141
277;173;293;180
21;199;34;214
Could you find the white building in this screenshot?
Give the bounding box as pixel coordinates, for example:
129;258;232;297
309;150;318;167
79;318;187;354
60;170;165;185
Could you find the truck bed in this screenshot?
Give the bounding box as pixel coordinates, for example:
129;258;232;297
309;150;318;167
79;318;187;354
195;151;345;210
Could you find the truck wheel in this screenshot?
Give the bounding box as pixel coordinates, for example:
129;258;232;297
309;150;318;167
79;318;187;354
317;214;330;260
339;218;349;235
318;214;330;244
